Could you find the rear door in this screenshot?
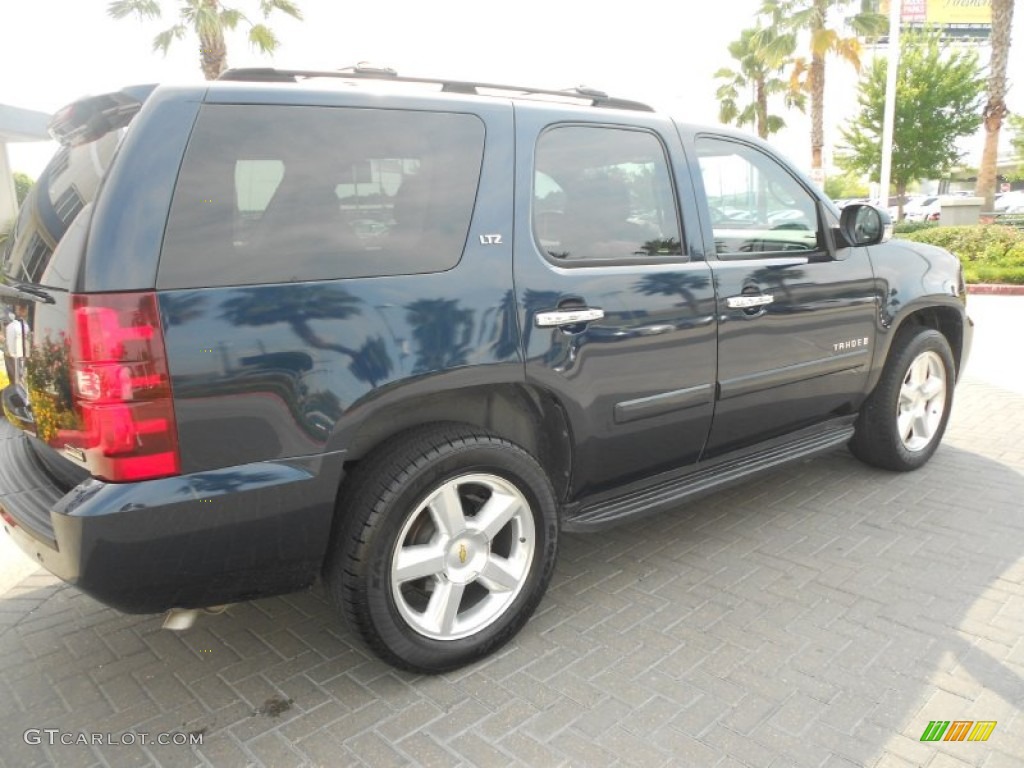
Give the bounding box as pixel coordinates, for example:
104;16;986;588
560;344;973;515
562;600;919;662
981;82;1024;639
513;104;717;500
689;133;878;458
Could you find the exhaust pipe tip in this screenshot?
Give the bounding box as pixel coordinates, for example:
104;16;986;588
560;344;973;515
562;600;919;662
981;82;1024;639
162;608;201;631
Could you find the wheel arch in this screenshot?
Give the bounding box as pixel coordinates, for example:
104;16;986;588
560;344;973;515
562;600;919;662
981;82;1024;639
336;383;573;504
869;302;965;392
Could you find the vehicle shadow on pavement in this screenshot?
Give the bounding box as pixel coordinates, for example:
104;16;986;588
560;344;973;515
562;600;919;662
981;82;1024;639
2;435;1023;766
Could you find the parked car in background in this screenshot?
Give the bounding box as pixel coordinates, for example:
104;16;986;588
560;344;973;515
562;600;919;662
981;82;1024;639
832;197;868;210
994;190;1024;214
904;196;941;223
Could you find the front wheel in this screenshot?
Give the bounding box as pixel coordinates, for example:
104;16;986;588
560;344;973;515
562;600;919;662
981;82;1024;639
327;425;559;673
849;327;955;472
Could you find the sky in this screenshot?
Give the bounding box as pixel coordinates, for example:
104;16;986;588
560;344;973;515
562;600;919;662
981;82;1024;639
2;0;1023;180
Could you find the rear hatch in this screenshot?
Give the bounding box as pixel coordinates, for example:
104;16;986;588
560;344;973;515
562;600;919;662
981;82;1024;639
0;85;178;483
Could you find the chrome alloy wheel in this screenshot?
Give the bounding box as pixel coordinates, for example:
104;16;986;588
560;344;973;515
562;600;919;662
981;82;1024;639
897;350;947;452
390;473;536;641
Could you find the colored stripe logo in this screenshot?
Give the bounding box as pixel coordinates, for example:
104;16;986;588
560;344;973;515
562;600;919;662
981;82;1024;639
920;720;997;742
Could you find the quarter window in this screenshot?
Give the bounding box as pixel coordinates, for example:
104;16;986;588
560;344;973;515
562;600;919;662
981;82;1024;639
533;126;683;262
696;138;820;257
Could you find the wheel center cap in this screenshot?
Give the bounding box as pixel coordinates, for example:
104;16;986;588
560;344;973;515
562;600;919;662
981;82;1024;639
445;535;487;583
905;387;927;412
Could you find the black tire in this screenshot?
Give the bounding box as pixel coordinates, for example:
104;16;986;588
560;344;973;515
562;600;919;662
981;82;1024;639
326;423;559;673
849;327;955;472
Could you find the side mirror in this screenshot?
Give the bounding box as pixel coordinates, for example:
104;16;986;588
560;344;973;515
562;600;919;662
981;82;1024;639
837;204;892;247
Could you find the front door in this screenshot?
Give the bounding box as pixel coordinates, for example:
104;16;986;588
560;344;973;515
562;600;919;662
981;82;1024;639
692;135;878;458
513;106;718;500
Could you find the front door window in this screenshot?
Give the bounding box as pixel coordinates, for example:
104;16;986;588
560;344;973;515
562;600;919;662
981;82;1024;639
696;138;820;256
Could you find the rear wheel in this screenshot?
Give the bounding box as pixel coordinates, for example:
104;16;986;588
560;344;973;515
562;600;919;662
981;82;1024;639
327;424;559;673
849;327;955;471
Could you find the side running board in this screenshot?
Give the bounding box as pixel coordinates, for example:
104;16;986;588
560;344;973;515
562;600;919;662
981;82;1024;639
564;425;854;532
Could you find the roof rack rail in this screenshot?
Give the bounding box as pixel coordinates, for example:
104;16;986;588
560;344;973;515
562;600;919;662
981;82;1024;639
217;66;654;112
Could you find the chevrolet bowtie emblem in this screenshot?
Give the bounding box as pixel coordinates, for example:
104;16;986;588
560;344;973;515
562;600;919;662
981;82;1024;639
459;543;468;564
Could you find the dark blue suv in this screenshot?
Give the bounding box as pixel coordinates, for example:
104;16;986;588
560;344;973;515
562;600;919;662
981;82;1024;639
0;68;972;672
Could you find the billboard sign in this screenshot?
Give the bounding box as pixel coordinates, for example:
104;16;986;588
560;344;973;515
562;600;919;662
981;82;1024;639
879;0;991;38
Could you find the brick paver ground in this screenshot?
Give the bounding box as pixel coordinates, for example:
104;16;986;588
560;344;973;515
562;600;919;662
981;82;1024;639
1;298;1022;767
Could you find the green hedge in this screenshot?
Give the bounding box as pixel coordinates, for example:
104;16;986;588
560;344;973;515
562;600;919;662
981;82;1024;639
893;221;940;235
896;225;1024;285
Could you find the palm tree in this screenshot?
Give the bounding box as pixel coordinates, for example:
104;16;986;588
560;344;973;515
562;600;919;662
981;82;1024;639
716;26;805;139
108;0;302;80
759;0;887;171
975;0;1016;212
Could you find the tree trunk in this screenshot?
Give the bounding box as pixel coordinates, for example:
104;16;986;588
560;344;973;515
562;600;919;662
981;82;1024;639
810;0;827;170
896;180;907;222
975;0;1014;212
756;79;768;139
199;0;228;80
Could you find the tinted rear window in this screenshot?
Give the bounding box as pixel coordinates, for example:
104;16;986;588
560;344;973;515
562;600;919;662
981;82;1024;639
158;105;486;288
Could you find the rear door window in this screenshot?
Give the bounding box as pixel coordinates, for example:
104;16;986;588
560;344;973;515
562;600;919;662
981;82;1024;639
157;105;486;288
532;125;683;263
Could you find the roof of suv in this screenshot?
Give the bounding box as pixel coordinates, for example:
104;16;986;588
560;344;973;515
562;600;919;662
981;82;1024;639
216;66;655;113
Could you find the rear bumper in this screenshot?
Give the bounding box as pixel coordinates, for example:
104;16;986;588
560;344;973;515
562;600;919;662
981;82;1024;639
0;420;345;613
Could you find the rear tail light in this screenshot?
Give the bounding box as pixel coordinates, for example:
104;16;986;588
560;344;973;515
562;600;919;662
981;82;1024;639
63;292;180;482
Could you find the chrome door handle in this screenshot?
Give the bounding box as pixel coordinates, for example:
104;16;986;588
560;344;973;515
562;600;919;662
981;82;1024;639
726;294;774;309
535;308;605;327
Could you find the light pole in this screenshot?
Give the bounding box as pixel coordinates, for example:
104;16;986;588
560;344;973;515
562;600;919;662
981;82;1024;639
879;0;902;213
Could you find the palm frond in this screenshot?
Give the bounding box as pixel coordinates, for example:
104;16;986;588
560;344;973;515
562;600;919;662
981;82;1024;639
719;98;740;125
758;31;798;68
261;0;302;19
810;28;839;57
714;68;748;89
762;2;817;32
785;90;807;112
152;24;187;54
219;8;243;29
108;0;161;20
716;82;740;102
248;23;279;53
789;58;809;92
736;104;758;128
848;10;887;37
834;37;863;70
